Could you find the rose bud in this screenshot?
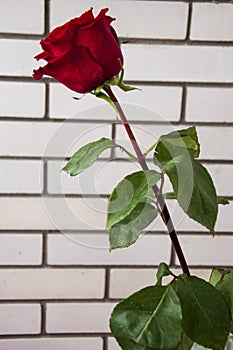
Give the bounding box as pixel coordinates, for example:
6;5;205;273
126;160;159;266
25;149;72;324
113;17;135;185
33;8;123;94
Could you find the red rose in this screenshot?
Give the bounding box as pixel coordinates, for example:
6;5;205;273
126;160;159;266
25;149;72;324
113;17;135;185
33;8;123;93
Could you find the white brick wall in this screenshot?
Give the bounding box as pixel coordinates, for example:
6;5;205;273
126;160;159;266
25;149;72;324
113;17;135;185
46;302;115;333
0;304;41;335
0;82;45;118
0;338;103;350
0;0;44;34
0;1;232;349
191;3;233;41
0;234;42;265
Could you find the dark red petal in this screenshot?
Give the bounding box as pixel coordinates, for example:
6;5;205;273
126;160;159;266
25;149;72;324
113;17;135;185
74;8;94;26
33;68;44;80
38;46;104;93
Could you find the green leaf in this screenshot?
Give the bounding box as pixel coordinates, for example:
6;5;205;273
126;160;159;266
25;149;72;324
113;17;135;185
110;285;183;350
154;127;218;232
177;275;231;350
154;126;200;161
209;267;226;287
107;170;160;230
62;138;118;176
109;202;157;251
178;333;193;350
217;197;230;206
156;262;173;286
163;192;176;199
215;271;233;322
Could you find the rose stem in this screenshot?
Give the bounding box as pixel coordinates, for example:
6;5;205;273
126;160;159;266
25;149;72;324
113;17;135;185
105;86;190;276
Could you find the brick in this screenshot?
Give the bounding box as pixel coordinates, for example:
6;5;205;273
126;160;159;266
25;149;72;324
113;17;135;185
0;268;105;299
115;124;233;160
0;121;111;157
204;164;233;197
110;269;157;298
0;0;44;34
108;337;121;350
47;233;171;266
110;268;212;299
50;83;182;122
175;235;233;266
51;0;188;39
186;87;233;123
191;3;233;41
197;126;233;160
0;304;40;335
0;234;42;265
0;338;103;350
122;44;233;83
46;302;115;333
0;40;42;76
0;160;43;193
189;269;212;281
47;160;141;195
0;197;106;230
116;86;182;122
49;83;109;119
0;82;45;118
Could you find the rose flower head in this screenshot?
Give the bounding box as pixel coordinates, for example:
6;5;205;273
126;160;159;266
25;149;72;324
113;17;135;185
33;8;123;94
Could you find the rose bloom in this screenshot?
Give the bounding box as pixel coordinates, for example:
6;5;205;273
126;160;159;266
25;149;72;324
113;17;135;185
33;8;123;93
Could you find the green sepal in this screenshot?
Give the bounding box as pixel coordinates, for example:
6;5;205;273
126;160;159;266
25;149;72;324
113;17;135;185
117;67;138;92
93;91;117;112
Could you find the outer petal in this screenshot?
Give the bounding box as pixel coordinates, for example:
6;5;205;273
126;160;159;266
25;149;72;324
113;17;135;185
73;10;123;79
36;46;104;93
40;20;76;58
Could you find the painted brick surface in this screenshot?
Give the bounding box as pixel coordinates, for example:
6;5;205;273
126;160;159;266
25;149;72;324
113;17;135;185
0;338;103;350
0;0;44;34
123;44;233;82
47;233;171;266
50;83;182;122
0;268;105;299
0;40;41;76
51;0;188;39
0;160;43;193
0;0;233;348
191;3;233;41
0;121;111;157
0;82;45;118
46;302;115;333
0;234;42;265
0;304;41;335
186;87;233;123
